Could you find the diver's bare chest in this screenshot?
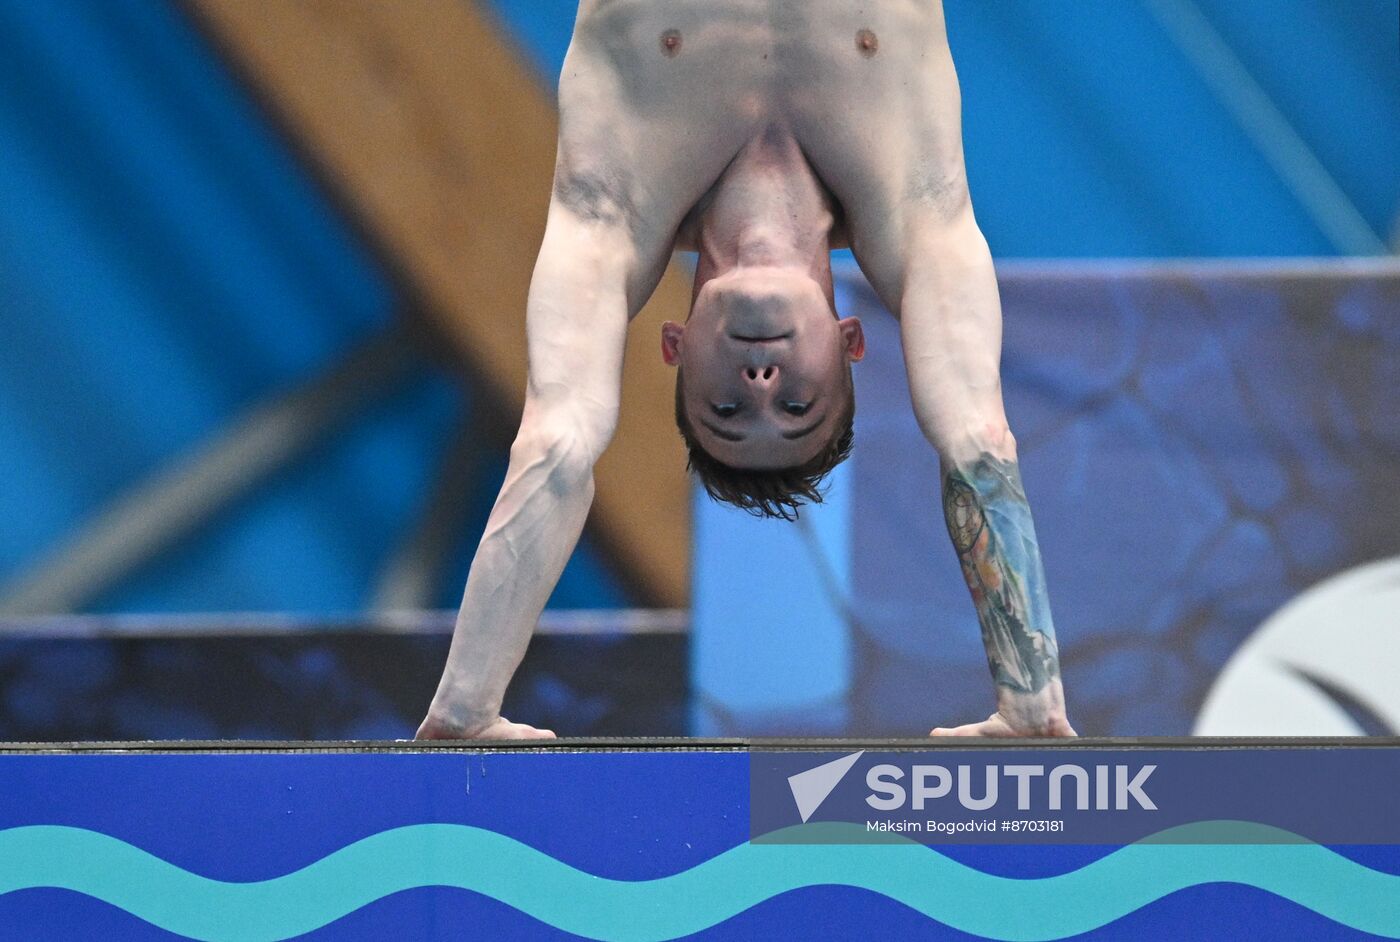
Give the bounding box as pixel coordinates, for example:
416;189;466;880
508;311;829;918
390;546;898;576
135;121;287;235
574;0;934;118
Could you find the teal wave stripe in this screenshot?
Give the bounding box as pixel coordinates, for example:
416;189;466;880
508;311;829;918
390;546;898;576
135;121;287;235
2;821;1399;941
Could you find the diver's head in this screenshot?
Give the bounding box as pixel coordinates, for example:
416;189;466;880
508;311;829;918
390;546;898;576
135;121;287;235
662;264;864;519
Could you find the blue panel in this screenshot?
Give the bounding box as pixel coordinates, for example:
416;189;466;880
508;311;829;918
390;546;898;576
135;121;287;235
691;469;853;734
0;745;1398;939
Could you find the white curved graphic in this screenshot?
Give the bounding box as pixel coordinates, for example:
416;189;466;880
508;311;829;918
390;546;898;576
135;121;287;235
1194;558;1400;735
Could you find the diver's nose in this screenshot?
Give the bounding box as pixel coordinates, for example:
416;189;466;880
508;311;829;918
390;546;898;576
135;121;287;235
743;364;779;387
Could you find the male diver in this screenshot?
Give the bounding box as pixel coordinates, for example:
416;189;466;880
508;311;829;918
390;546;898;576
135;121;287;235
418;0;1077;740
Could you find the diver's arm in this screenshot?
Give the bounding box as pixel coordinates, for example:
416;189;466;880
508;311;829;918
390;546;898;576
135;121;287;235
899;205;1075;737
417;200;637;740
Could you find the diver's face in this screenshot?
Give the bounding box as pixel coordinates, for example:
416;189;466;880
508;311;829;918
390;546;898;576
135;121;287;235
661;266;864;470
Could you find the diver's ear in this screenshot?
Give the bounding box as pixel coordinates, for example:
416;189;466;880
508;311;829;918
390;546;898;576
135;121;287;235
661;321;684;366
838;316;866;362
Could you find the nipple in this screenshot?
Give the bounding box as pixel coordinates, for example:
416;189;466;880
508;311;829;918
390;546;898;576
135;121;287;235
660;29;682;58
856;28;878;58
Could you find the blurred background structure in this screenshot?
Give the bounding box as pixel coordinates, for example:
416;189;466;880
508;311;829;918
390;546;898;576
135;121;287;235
0;0;1396;740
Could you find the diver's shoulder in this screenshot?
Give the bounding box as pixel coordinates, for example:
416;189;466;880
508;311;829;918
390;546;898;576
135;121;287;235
573;0;645;32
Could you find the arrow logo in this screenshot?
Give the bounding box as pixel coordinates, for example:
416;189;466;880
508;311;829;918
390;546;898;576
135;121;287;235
786;751;864;823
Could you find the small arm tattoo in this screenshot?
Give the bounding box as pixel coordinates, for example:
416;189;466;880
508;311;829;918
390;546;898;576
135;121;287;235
942;453;1060;697
553;165;635;226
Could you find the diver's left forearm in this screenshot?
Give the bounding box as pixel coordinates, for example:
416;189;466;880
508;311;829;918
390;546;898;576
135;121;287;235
941;451;1067;717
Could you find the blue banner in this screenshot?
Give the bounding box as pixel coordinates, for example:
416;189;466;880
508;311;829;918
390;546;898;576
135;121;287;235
2;743;1399;939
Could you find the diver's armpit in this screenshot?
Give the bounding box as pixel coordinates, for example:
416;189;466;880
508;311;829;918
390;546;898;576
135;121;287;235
553;164;638;227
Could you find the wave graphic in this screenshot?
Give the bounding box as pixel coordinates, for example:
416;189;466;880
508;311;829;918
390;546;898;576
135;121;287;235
2;820;1399;941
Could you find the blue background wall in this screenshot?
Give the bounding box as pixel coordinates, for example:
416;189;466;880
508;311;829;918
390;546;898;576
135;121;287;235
0;0;1395;617
0;0;624;614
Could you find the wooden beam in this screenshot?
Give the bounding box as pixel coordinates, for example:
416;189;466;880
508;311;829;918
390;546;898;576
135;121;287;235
186;0;691;604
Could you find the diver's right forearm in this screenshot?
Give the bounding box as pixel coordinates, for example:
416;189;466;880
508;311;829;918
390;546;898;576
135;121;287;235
427;437;595;729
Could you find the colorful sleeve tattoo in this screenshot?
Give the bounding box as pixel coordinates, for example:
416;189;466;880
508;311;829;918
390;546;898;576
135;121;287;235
942;453;1061;697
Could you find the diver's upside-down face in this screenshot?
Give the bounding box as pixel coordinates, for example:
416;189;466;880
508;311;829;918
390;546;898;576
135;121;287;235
661;266;865;470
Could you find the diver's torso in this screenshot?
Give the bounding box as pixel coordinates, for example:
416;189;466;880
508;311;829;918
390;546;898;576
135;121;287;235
563;0;957;299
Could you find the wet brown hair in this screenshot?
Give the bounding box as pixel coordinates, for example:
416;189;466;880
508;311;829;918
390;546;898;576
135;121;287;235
674;364;855;521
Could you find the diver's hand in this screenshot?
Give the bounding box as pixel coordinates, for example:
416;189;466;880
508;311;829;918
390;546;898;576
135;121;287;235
415;712;556;741
930;711;1076;737
931;680;1076;737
